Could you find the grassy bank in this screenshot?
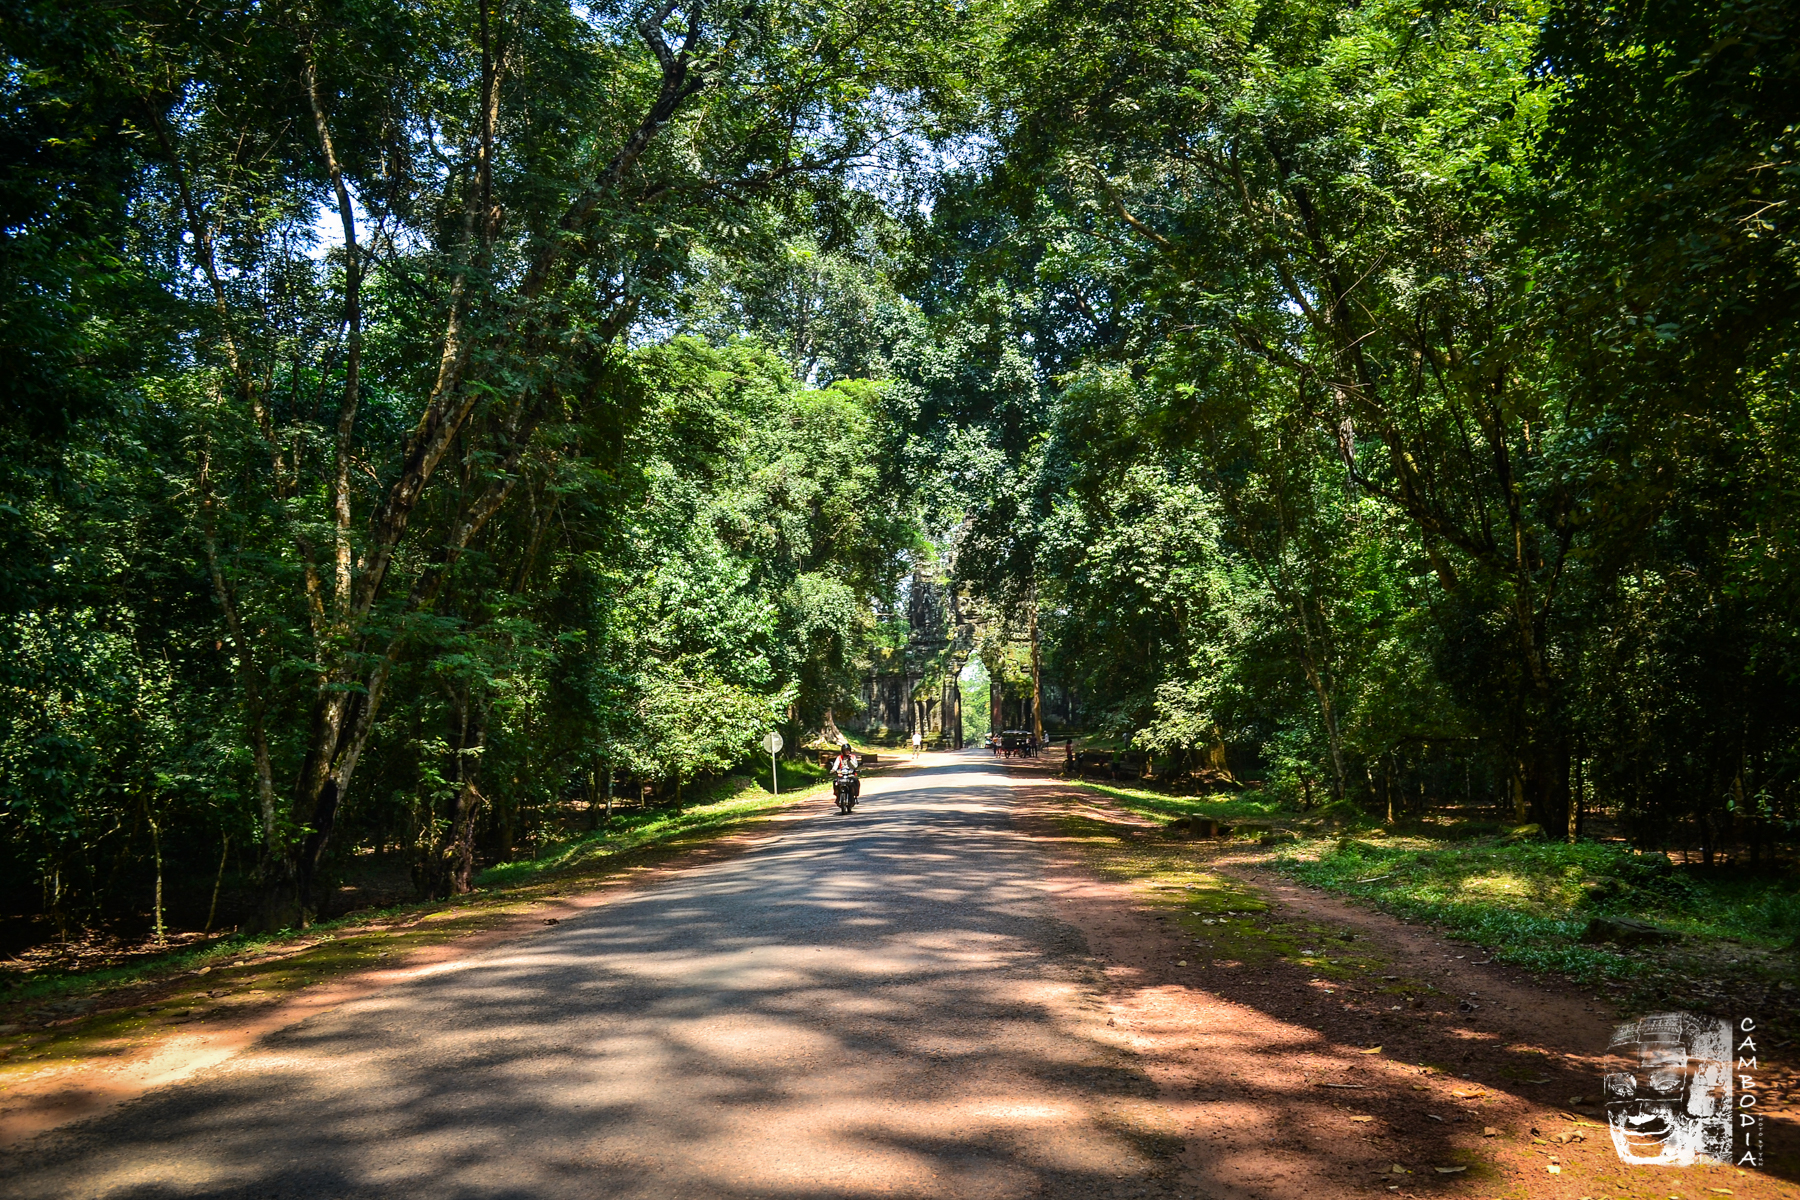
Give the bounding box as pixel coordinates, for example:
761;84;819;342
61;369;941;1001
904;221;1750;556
1065;778;1292;824
1057;775;1800;1020
478;761;828;889
1272;837;1800;979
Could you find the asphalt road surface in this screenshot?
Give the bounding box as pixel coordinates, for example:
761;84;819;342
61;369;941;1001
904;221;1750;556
5;753;1186;1200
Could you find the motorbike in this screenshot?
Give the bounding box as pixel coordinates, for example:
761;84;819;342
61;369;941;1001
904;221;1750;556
832;758;861;813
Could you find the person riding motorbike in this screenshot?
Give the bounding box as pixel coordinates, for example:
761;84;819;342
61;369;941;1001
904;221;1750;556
830;742;861;805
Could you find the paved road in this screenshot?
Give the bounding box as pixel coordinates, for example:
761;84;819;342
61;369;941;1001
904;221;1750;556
5;753;1184;1200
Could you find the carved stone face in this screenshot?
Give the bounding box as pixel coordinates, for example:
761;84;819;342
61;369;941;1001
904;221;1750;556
1604;1013;1731;1166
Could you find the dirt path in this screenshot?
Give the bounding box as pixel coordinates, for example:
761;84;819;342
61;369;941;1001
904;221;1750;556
1005;755;1798;1199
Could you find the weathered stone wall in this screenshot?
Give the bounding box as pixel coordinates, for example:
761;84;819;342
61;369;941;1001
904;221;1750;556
842;570;969;745
843;571;1079;743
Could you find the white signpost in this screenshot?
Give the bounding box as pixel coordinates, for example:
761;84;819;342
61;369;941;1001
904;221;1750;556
761;730;783;795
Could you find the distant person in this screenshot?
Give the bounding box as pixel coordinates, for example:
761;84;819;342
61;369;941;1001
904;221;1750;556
911;730;922;758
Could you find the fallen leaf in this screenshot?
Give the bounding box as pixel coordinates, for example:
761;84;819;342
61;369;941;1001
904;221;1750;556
1435;1166;1467;1175
1483;1127;1498;1137
1351;1116;1375;1123
1177;960;1188;967
1362;1046;1384;1054
1411;1084;1430;1090
1708;1191;1733;1196
1548;1164;1562;1174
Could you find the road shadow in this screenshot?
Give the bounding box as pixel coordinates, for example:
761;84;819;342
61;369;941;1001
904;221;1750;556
0;755;1191;1200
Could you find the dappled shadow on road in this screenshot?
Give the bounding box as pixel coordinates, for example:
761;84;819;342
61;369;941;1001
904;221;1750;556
0;755;1189;1200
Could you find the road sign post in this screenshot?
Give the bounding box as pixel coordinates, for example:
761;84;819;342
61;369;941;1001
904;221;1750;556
760;730;784;795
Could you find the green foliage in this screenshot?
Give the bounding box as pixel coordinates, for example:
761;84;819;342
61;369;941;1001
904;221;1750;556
891;0;1800;854
5;0;1797;960
0;0;947;939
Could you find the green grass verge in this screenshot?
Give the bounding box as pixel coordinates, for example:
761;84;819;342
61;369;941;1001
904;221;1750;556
1066;778;1292;824
1058;774;1800;994
1046;807;1416;997
1270;837;1800;984
478;765;826;888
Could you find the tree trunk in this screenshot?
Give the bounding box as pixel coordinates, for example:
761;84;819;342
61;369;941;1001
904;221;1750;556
1570;751;1583;843
447;777;485;894
1029;590;1045;745
418;691;489;898
251;863;303;933
205;836;230;933
988;655;1003;735
149;815;165;944
1523;739;1570;835
1385;757;1395;826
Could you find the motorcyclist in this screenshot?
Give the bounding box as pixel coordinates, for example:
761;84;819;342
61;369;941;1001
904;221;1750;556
830;741;861;803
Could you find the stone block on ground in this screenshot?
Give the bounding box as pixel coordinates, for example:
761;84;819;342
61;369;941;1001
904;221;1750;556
1167;816;1231;839
1578;915;1670;947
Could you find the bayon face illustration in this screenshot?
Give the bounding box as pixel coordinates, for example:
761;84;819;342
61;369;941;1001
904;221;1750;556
1604;1012;1731;1166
